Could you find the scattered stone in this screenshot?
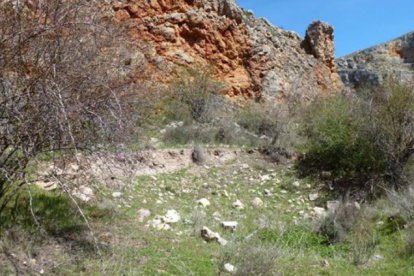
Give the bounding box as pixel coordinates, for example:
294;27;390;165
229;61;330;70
224;263;236;273
197;198;211;208
137;209;151;222
320;259;330;268
200;227;228;245
232;200;244;210
252;197;264;208
241;163;249;169
213;211;222;220
292;181;300;188
35;181;58;191
112;192;123;198
72;185;94;202
280;189;287;194
149;216;171;231
221;221;238;231
263;189;272;196
309;193;319;201
163;209;181;223
261;175;271;181
220;190;230;197
313;207;327;218
371;254;384;261
326;200;340;212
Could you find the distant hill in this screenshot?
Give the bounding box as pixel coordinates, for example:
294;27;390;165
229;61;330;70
337;31;414;88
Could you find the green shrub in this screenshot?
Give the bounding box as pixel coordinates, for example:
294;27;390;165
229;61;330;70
162;122;265;147
299;80;414;191
237;102;278;137
299;95;385;182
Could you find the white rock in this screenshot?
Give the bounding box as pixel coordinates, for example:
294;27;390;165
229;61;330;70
112;192;123;198
280;189;287;194
163;209;181;223
137;209;151;222
221;221;238;231
232;200;244;210
313;207;327;218
213;211;222;220
197;198;211;208
72;186;94;202
292;181;300;188
70;163;80;171
252;197;264;208
261;175;271;181
241;163;249;169
149;216;171;231
200;227;228;245
263;189;272;196
220;190;230;197
371;254;384;261
309;193;319;201
326;200;340;212
224;263;236;273
35;181;58;191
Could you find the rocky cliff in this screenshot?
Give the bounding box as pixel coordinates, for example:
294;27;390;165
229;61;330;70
337;32;414;88
111;0;342;102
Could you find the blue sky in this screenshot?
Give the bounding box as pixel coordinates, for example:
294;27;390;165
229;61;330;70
237;0;414;57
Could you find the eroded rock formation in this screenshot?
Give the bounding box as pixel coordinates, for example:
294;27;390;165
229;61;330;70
337;31;414;88
111;0;342;102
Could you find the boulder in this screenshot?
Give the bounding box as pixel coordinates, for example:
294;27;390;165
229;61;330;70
200;226;228;245
197;198;211;208
163;209;181;224
221;221;238;231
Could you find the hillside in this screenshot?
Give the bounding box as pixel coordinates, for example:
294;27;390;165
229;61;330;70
2;1;414;275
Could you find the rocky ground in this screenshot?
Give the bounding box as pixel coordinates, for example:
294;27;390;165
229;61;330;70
1;146;412;275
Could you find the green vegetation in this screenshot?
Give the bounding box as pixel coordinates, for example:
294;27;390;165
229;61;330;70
299;80;414;193
1;2;414;273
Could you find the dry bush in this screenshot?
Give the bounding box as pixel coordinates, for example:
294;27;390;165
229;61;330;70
170;66;227;123
405;224;414;256
313;200;377;264
313;201;363;243
0;0;135;219
219;240;279;276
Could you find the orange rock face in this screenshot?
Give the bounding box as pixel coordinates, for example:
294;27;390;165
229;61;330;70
112;0;342;102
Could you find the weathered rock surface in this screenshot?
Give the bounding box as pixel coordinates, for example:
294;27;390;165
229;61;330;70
72;186;95;202
112;0;342;102
200;226;228;245
337;31;414;88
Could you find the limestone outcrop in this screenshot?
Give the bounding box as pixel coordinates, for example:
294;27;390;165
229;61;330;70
111;0;342;102
337;31;414;88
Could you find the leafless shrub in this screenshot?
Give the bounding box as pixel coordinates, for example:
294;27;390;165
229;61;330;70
386;184;414;224
171;66;227;123
313;200;363;243
0;0;135;219
219;240;279;276
405;223;414;256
